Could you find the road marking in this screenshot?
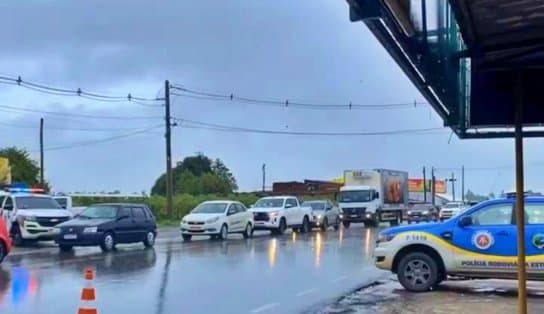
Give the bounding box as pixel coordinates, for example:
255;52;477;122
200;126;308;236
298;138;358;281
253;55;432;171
331;275;347;283
250;303;279;313
296;288;317;297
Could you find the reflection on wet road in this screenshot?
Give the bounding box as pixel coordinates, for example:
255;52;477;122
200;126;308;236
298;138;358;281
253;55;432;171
0;226;385;314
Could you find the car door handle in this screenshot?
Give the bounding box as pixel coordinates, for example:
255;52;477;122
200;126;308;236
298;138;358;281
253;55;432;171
497;230;510;236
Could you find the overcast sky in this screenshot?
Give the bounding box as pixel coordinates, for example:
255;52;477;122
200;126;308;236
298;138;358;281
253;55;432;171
0;0;542;196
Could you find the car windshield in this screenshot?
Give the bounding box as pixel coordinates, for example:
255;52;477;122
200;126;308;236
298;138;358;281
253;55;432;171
192;203;227;214
443;203;462;209
302;202;325;210
79;206;118;219
338;191;371;203
16;196;61;209
412;205;432;211
254;198;284;208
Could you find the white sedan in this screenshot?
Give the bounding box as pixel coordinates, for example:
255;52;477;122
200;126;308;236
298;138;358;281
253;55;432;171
180;201;254;241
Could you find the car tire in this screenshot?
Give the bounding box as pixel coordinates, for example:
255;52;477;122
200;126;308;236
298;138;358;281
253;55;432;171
342;221;350;229
143;231;156;247
11;224;24;247
242;223;253;239
59;244;73;252
218;224;228;240
275;218;286;235
0;241;6;263
320;217;328;231
100;232;116;252
182;234;192;242
300;216;310;233
397;252;439;292
333;217;340;231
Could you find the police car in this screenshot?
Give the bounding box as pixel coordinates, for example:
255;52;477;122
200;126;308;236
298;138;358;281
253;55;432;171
0;185;73;245
374;196;544;292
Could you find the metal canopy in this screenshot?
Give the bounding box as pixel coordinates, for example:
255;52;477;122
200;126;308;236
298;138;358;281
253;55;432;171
347;0;544;138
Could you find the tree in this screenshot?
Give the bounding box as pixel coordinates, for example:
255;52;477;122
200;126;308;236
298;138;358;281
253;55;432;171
211;158;238;191
151;153;238;196
465;189;488;202
0;147;40;186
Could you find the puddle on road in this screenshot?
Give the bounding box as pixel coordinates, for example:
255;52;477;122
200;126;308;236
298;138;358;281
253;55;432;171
309;278;544;314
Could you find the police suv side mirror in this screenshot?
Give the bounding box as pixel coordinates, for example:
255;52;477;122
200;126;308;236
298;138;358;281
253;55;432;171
459;216;472;227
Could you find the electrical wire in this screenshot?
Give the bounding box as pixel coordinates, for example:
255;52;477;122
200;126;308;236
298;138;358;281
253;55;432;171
170;85;426;111
0;75;162;105
0;104;163;120
0;121;161;132
173;117;446;136
32;125;164;152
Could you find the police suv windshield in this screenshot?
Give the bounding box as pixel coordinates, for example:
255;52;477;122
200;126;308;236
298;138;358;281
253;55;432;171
16;196;62;209
338;191;371;203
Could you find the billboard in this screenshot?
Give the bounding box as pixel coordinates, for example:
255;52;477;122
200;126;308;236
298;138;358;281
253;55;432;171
381;170;408;205
0;157;11;185
408;179;447;194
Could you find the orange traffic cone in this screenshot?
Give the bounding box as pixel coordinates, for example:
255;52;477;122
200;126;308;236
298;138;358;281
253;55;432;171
77;267;98;314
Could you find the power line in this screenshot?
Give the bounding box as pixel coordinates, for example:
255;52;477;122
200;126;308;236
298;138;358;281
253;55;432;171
0;121;160;132
173;117;446;136
0;104;163;120
170;85;427;111
31;125;163;152
0;75;163;106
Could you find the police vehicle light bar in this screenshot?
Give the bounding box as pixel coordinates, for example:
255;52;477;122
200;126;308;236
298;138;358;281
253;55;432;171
2;183;45;194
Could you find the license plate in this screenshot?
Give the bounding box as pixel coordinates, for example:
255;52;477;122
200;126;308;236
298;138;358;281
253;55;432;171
190;226;201;230
350;215;358;218
64;234;77;240
255;221;264;225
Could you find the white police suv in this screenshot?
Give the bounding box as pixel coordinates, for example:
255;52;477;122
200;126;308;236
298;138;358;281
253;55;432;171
374;196;544;292
0;187;73;245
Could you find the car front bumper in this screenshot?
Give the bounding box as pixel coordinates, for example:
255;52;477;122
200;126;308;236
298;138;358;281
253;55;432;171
55;232;105;246
341;212;375;222
252;219;281;230
373;243;395;271
21;221;60;240
180;222;221;235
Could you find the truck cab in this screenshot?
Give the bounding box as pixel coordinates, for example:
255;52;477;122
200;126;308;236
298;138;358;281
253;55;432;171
374;197;544;292
337;185;380;228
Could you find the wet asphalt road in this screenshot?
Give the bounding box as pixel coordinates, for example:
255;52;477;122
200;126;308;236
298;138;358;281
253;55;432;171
0;225;388;314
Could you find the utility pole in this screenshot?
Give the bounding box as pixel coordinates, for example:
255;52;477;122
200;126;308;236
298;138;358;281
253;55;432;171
447;172;457;201
461;165;465;204
164;80;174;218
39;118;44;189
431;167;435;206
262;163;266;193
423;166;427;203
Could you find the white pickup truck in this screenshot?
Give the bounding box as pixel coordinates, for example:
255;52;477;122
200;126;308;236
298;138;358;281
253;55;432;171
250;196;312;235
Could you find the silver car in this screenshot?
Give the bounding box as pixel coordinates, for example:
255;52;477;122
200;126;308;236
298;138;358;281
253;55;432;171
302;200;341;231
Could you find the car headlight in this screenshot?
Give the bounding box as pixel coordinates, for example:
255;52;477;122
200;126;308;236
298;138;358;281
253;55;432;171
206;217;220;224
22;215;37;222
339;214;343;218
407;211;412;215
376;232;396;244
422;210;429;215
83;227;98;233
269;211;279;218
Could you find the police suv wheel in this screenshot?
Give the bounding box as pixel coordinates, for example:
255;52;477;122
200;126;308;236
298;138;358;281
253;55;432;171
397;252;438;292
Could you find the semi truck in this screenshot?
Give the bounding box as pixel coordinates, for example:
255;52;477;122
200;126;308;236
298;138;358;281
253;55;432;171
338;169;408;228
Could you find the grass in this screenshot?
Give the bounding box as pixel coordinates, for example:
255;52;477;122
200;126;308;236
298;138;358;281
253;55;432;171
157;219;180;228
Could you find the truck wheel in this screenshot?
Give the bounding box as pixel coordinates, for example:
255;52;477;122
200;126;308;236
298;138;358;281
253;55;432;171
320;217;328;231
397;252;439;292
342;221;350;229
11;224;24;247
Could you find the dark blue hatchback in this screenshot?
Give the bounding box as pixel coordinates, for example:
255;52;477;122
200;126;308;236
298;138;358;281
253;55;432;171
55;203;157;252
